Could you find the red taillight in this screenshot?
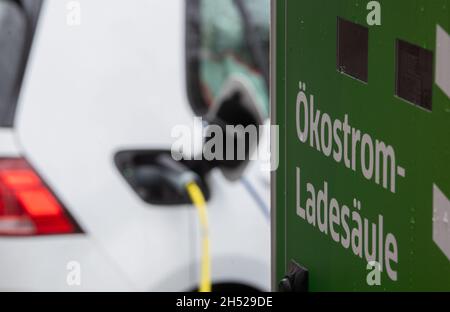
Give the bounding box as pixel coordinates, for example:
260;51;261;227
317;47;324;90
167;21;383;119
0;158;81;236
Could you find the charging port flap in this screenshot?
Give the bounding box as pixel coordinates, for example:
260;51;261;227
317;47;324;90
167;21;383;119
114;150;210;206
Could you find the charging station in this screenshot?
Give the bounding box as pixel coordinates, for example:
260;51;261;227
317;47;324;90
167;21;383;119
272;0;450;291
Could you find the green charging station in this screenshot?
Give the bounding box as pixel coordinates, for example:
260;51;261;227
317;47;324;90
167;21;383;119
272;0;450;291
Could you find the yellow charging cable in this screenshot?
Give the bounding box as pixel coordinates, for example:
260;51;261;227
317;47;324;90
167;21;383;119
186;182;212;292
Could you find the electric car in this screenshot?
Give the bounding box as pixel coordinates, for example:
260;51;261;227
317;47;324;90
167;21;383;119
0;0;270;291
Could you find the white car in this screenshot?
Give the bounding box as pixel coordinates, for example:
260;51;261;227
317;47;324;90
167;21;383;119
0;0;270;291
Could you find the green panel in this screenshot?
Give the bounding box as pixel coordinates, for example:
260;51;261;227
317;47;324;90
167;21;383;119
274;0;450;291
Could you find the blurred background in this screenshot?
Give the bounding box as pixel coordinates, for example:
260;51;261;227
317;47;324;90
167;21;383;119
0;0;271;291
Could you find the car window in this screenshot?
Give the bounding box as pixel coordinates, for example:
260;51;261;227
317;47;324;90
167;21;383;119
0;0;42;127
186;0;270;119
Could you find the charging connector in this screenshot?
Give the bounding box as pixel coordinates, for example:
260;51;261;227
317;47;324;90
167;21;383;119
155;155;212;292
186;182;211;292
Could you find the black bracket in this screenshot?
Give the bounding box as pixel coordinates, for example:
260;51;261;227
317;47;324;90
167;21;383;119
278;260;309;292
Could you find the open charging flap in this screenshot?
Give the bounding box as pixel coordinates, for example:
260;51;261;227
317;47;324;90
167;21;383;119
204;75;265;182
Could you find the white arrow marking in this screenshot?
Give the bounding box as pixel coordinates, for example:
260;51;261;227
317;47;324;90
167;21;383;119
433;184;450;260
436;25;450;98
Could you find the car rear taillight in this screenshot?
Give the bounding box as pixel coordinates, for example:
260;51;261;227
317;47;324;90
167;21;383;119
0;158;82;236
